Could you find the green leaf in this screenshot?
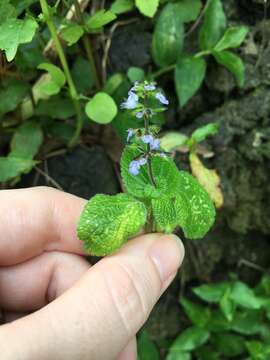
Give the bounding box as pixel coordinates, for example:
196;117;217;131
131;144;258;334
127;67;145;83
0;0;16;24
103;73;125;95
191;123;219;143
110;0;134;14
230;282;263;310
121;146;181;199
77;194;147;256
169;327;210;353
85;92;118;124
10;0;39;16
175;55;206;107
219;286;235;321
246;341;270;360
195;346;220;360
180;298;211;327
86;10;116;31
71;56;95;94
214;26;249;52
0;79;29;116
37;62;66;96
138;331;160;360
160;132;188;152
166;352;191;360
152;3;184;67
176;171;216;239
152;197;178;233
231;310;262;335
213;333;245;357
135;0;159;18
206;310;231;333
35;96;76;119
193;282;230;303
199;0;226;50
0;157;37;182
212;50;245;87
10;122;43;159
0;17;38;61
61;23;84;46
173;0;202;23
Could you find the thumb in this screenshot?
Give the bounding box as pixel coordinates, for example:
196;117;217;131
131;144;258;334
1;233;184;360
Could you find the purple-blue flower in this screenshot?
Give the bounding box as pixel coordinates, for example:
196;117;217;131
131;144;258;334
160;152;167;158
156;92;169;105
129;157;147;176
150;139;160;150
138;158;147;166
121;91;139;110
127;129;134;142
141;135;154;144
144;84;156;91
136;111;145;119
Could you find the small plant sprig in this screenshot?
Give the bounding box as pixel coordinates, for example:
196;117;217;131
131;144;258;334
77;81;216;256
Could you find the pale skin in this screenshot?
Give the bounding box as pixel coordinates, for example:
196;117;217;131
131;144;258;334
0;187;184;360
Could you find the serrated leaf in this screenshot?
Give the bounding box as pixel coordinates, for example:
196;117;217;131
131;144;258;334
0;17;38;61
177;171;216;239
213;333;245;357
212;50;245;87
110;0;134;14
193;282;230;303
199;0;226;50
169;327;210;353
137;331;159;360
175;55;206;107
191;123;219;143
121;146;181;199
152;3;184;67
10;122;43;159
77;194;147;256
190;152;224;209
160;132;188;152
152;197;178;233
180;298;211;327
37;62;66;96
230;281;263;310
85;92;118;124
214;26;249;52
135;0;159;18
61;23;84;46
86;10;116;31
0;157;37;182
0;79;29;116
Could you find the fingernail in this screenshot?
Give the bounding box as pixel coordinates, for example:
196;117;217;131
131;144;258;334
149;235;185;285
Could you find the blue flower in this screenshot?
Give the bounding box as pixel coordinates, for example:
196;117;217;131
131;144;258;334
129;157;147;176
141;135;154;144
150;139;160;150
121;91;139;109
144;83;156;91
160;152;167;158
156;92;169;105
127;129;134;142
136;111;145;119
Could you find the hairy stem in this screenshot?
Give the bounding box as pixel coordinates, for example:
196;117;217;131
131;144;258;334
73;0;101;89
39;0;83;147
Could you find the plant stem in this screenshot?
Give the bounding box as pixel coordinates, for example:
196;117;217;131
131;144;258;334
194;50;211;58
73;0;101;89
144;115;157;188
152;64;176;79
39;0;83;147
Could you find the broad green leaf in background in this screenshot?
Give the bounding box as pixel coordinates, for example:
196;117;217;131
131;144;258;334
191;123;219;143
0;17;38;61
121;146;181;199
152;197;178;233
175;55;206;107
180;298;211;327
246;341;270;360
193;282;230;303
231;311;262;335
127;67;145;83
61;23;84;46
230;281;263;310
169;326;210;353
219;286;235;321
206;310;231;333
190;152;224;209
166;352;191;360
214;26;249;52
194;346;220;360
212;50;245;87
37;62;66;96
0;80;29;117
71;56;95;94
103;73;125;95
35;97;76;120
213;333;246;357
135;0;159;18
86;10;116;31
110;0;134;14
176;171;216;239
137;331;160;360
77;194;147;255
160;132;188;152
0;157;37;182
175;0;202;22
85;92;118;124
152;3;184;67
0;0;16;23
10;0;39;16
10;122;43;159
199;0;226;50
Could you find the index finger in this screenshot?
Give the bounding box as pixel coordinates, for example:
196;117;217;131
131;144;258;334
0;187;87;266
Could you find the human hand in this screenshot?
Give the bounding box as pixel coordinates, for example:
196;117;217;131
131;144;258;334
0;187;184;360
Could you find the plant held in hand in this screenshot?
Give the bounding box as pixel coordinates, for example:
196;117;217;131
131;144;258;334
77;82;216;256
